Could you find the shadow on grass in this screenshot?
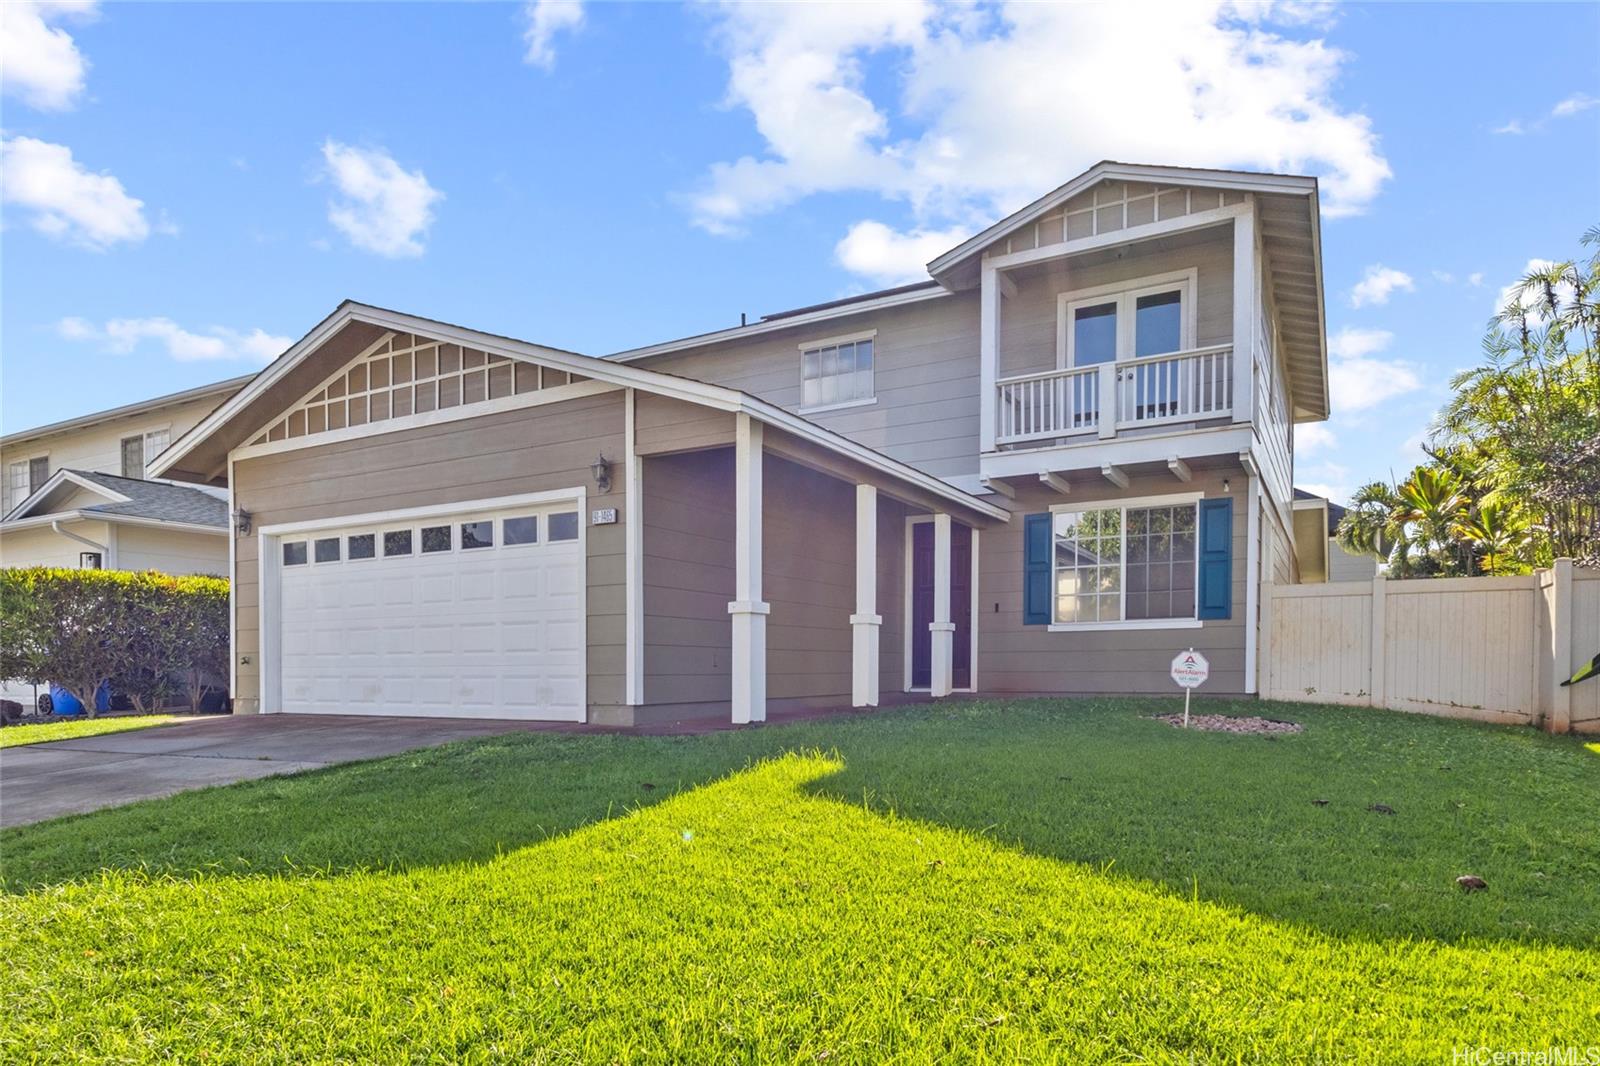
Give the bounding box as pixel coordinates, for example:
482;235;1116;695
8;754;1596;1060
4;698;1597;948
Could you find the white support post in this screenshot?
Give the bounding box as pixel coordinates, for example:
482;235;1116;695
729;413;769;724
624;389;643;707
1549;558;1574;734
850;484;881;708
1369;573;1387;708
979;263;1001;454
1232;201;1257;425
929;513;955;698
1244;473;1260;694
1098;362;1118;438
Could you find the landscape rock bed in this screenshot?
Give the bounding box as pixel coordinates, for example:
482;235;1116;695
1149;714;1304;735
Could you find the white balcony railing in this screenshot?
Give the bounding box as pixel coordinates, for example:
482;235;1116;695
994;345;1233;446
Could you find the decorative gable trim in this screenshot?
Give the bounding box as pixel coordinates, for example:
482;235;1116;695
244;329;598;450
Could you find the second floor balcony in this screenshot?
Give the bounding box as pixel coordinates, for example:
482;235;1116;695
994;344;1234;447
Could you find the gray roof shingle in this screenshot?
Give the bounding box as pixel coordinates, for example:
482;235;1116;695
64;470;228;528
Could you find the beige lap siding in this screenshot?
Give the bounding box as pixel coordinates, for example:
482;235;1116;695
633;293;984;482
977;469;1250;695
762;455;855;704
231;390;627;719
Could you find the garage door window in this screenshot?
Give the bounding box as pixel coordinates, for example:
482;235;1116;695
461;520;494;549
548;512;579;541
421;525;452;553
314;538;341;563
504;516;537;545
348;533;376;560
384;530;413;556
283;541;308;566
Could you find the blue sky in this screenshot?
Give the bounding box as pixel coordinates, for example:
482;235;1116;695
3;1;1596;501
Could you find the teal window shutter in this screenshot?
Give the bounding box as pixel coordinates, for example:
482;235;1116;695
1197;498;1233;620
1024;513;1051;624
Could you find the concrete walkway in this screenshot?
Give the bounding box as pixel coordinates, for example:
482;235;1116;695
0;714;567;828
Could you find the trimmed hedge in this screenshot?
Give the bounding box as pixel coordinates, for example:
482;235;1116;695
0;568;229;717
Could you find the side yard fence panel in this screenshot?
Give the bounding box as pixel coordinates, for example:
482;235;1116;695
1262;563;1599;734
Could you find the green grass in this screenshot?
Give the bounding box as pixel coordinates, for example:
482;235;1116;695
3;698;1597;1060
0;713;186;748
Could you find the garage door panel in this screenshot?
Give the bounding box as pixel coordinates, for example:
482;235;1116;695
276;501;585;721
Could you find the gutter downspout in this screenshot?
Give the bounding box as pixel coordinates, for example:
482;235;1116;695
52;519;111;567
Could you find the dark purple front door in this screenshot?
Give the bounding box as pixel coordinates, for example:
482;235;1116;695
911;522;972;689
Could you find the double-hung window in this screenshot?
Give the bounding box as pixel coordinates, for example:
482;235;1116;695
799;332;875;412
1050;498;1200;627
120;428;172;479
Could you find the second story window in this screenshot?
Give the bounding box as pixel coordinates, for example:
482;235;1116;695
119;428;172;479
799;332;875;413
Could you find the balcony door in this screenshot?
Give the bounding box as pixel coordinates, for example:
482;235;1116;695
1058;269;1197;422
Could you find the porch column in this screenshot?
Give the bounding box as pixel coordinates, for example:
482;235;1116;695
729;412;769;724
1232;201;1257;424
850;484;881;707
929;512;955;697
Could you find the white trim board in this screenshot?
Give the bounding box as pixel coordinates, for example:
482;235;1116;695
901;514;978;695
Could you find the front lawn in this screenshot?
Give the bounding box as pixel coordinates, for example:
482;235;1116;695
2;699;1596;1060
0;713;187;748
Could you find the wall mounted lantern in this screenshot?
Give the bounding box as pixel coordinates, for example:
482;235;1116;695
590;453;613;494
233;507;253;536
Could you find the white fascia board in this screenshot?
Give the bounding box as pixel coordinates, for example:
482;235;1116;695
606;286;951;363
168;302;1006;524
0;510;225;537
3;469;131;521
981;425;1255;480
928;161;1316;278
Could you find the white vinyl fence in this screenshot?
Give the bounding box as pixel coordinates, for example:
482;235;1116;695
1262;562;1599;733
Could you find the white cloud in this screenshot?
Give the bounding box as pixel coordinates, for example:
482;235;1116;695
0;1;97;111
523;0;584;68
57;316;290;362
0;134;149;249
1466;271;1484;287
834;220;971;286
1326;326;1420;412
1296;481;1351;506
1294;422;1337;454
1431;270;1454;284
1348;264;1414;307
320;140;442;258
689;1;1391;267
1491;120;1523;136
1551;93;1598;118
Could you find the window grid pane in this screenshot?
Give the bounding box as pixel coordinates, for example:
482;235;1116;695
421;525;452;553
348;533;376;560
548;512;579;541
383;530;413;556
799;338;874;410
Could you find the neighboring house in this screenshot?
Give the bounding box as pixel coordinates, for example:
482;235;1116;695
152;161;1329;727
1291;489;1378;583
2;375;245;573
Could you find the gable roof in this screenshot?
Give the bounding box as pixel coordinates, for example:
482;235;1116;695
151;301;1008;523
2;468;228;531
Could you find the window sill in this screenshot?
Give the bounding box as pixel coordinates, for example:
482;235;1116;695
1047;618;1204;633
798;397;877;416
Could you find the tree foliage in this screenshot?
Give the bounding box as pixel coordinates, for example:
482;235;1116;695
1338;229;1599;575
0;568;230;717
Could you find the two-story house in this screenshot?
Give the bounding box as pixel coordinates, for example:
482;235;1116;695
0;375;246;575
151;162;1327;727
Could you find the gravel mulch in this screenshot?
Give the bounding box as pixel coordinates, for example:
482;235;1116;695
1149;713;1304;735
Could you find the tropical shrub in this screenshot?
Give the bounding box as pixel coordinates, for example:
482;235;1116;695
0;568;229;717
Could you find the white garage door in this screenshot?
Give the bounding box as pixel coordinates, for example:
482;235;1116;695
275;501;585;720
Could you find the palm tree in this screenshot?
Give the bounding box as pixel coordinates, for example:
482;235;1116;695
1452;503;1532;576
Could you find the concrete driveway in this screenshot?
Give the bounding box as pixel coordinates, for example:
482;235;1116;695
1;714;569;828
